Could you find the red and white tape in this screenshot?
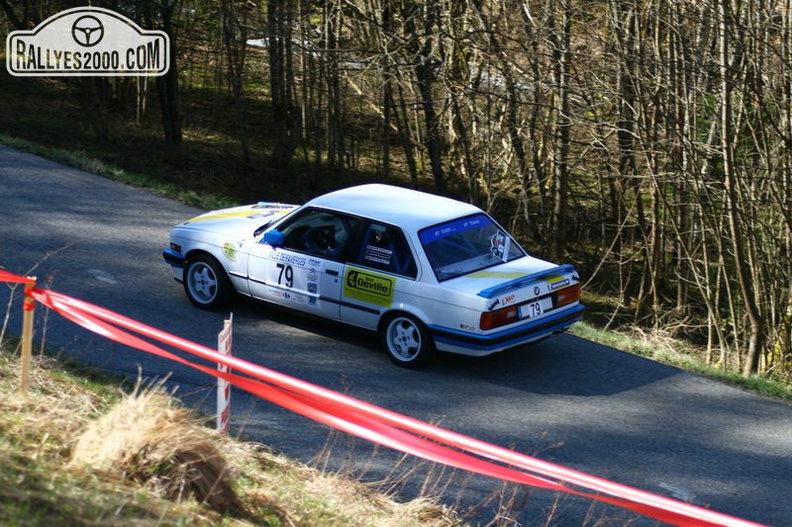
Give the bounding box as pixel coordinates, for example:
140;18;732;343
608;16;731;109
0;269;765;526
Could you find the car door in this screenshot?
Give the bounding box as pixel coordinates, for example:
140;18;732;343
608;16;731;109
248;208;358;320
340;221;418;328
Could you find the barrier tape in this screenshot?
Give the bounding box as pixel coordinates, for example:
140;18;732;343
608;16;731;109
0;269;764;526
0;270;35;285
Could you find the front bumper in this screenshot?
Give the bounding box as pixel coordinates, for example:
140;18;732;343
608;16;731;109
162;248;185;267
163;248;185;281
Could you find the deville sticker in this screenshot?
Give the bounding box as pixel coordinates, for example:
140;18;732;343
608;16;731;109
344;268;394;307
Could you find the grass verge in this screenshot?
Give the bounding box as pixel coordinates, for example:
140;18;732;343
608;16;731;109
0;344;459;526
571;319;792;401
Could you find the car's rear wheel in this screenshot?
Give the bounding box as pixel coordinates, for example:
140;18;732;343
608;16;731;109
380;313;436;368
183;254;233;310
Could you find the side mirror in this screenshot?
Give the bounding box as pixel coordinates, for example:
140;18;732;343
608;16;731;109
263;230;285;246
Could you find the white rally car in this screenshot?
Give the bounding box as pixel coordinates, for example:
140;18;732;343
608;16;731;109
163;184;584;367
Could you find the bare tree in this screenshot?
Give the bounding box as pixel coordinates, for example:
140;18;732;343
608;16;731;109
147;0;184;151
268;0;300;168
221;0;251;163
401;0;446;193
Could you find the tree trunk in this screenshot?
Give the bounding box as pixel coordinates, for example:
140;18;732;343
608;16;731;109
221;0;250;163
268;0;300;168
151;1;182;151
718;0;764;375
549;0;571;261
403;1;445;193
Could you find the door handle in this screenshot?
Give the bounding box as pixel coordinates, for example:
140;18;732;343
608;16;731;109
325;269;339;276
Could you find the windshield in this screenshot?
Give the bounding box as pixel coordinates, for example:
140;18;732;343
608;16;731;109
419;213;526;281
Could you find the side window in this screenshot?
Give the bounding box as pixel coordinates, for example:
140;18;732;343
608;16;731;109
354;222;417;278
279;209;358;260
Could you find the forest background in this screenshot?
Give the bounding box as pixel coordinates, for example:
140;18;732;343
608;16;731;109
1;0;791;383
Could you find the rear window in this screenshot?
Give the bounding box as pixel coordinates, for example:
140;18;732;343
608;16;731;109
352;222;417;278
419;214;526;281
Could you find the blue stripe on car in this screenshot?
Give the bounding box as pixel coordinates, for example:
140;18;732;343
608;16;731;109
429;303;585;351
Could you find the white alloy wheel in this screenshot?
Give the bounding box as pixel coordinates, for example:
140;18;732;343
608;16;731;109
184;255;232;310
381;314;435;368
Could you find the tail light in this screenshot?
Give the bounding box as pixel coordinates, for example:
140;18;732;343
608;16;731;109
554;283;581;308
480;283;581;331
480;305;519;330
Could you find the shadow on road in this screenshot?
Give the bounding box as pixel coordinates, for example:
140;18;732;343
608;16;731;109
227;297;679;399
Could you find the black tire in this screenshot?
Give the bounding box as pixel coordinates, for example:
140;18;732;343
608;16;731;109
183;254;234;310
380;313;436;368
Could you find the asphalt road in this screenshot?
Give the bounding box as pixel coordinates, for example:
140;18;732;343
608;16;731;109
1;145;790;526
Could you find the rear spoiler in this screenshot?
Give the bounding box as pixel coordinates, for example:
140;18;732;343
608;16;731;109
477;264;579;299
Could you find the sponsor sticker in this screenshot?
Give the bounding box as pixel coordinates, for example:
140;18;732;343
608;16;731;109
490;230;511;262
499;293;516;306
419;215;488;244
546;275;571;290
222;242;238;262
6;6;169;77
267;287;312;306
344;268;394;307
364;244;393;265
271;250;308;268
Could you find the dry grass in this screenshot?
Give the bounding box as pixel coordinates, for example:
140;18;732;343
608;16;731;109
0;345;461;526
69;384;246;517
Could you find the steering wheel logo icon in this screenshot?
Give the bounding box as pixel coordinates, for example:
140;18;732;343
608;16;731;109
71;15;104;47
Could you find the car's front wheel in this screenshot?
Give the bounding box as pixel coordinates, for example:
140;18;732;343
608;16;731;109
380;313;436;368
183;254;233;310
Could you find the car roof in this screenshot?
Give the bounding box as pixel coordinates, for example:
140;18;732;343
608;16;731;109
305;184;482;233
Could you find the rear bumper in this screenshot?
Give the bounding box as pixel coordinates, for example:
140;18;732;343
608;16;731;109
429;303;585;356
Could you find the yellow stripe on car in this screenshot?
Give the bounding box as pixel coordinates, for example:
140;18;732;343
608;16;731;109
469;271;529;279
186;209;289;223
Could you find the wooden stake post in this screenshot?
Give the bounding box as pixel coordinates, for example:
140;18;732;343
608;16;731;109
19;277;36;396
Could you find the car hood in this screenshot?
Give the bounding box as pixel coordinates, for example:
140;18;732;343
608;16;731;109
444;257;580;304
176;202;298;237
